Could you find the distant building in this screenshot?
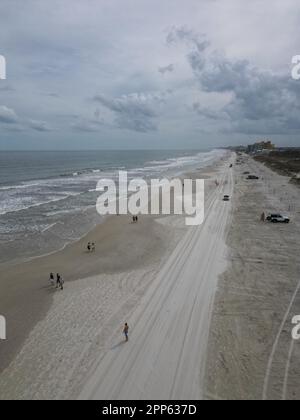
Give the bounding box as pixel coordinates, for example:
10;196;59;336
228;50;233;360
247;140;275;154
225;145;247;152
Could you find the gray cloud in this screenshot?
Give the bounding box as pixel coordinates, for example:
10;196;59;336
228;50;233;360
93;92;170;132
72;113;105;132
166;26;209;52
28;119;52;132
167;26;209;73
168;26;300;136
0;106;53;132
158;64;174;75
201;58;300;134
0;105;18;124
193;102;228;121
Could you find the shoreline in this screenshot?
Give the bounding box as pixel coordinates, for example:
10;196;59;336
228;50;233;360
0;152;230;399
0;149;226;269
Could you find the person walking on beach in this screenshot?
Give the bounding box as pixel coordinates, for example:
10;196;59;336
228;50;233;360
87;242;91;252
261;212;266;222
49;272;55;287
56;273;61;289
59;276;64;291
123;323;129;342
91;243;96;252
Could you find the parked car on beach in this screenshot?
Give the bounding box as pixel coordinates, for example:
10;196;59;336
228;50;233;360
266;214;290;223
247;175;259;180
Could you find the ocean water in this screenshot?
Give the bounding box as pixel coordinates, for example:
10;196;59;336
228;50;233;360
0;149;225;264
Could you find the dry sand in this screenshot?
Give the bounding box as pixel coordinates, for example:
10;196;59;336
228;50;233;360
205;154;300;400
79;158;234;400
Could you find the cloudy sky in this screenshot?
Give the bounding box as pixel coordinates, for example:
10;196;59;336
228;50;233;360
0;0;299;150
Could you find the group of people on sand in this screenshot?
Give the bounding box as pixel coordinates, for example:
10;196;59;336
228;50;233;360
132;215;139;223
49;272;64;290
87;242;96;252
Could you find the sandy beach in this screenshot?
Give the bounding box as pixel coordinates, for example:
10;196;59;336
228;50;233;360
0;214;174;367
0;152;231;399
1;150;299;400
